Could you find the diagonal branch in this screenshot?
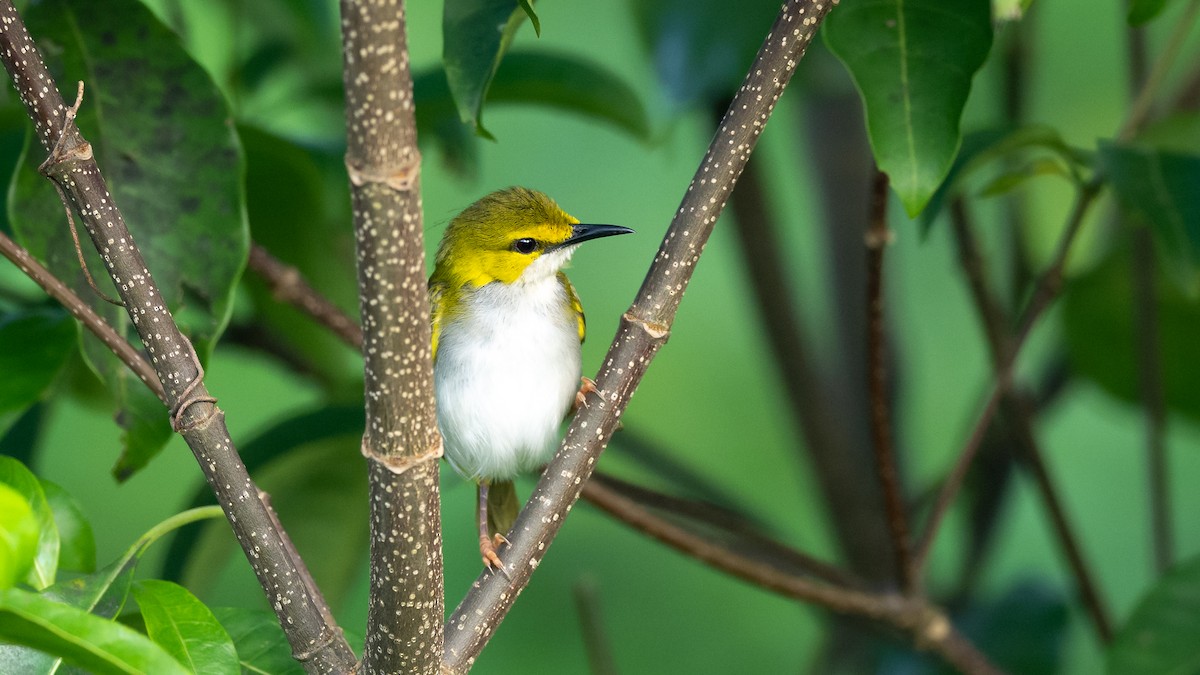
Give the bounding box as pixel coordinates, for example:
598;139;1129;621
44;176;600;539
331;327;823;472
442;1;841;669
0;3;356;672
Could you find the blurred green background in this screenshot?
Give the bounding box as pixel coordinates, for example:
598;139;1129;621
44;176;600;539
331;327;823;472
6;0;1200;672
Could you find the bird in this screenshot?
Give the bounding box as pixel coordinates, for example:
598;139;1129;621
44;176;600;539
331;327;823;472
429;187;633;572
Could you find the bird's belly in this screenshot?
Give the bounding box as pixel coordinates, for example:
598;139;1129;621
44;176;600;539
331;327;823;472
435;302;581;481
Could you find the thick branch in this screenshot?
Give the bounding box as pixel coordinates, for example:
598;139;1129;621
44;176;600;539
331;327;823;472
338;1;443;673
0;5;356;672
443;1;837;669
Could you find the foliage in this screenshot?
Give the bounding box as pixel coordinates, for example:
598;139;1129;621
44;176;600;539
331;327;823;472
0;0;1198;672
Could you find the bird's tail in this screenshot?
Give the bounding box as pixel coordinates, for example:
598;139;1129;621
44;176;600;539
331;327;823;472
484;479;520;538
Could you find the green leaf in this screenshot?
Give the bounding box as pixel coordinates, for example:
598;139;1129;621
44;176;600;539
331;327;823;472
212;607;304;675
109;383;174;482
0;457;57;589
133;580;238;675
1063;244;1200;421
0;587;187;675
824;0;994;216
39;479;95;574
11;0;248;477
0;308;76;417
1107;555;1200;674
993;0;1035;21
0;484;39;589
630;0;782;108
919;125;1091;234
1128;0;1171;26
163;408;366;611
414;50;652;174
443;0;538;136
1100;142;1200;292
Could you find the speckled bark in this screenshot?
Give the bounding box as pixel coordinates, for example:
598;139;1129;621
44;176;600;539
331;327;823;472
0;3;356;673
338;2;444;673
442;1;838;670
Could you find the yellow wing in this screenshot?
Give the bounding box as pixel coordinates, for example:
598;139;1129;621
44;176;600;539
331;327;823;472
429;279;446;361
557;272;585;343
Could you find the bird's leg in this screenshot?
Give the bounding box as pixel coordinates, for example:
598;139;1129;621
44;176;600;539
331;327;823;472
574;376;599;412
477;482;509;576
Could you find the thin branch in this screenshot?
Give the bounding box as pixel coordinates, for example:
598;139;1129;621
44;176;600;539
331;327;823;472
0;230;164;403
864;170;916;593
572;579;620;675
1118;0;1200;140
945;198;1114;642
443;1;837;669
0;5;356;672
914;180;1101;569
581;477;1004;675
337;1;443;673
248;243;363;349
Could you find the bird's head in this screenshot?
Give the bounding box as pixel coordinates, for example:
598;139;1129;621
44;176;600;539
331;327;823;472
433;187;632;288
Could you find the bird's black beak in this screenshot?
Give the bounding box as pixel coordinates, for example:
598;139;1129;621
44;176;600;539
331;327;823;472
553;223;635;250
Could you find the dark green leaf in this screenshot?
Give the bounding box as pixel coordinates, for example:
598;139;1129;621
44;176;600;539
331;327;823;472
1063;244;1200;421
443;0;538;136
212;607;304;675
0;457;57;589
133;580;238;675
414;51;651;176
109;383;174;482
1128;0;1171;25
0;308;75;417
825;0;994;215
11;0;247;477
39;479;95;574
1100;142;1200;292
629;0;782;107
919;125;1091;233
1107;555;1200;674
0;587;187;675
0;484;39;589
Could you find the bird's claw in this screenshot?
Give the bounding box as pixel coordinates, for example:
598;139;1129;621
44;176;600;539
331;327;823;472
574;376;599;412
480;533;511;579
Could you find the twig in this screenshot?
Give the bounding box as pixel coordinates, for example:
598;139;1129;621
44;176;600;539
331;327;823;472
443;2;837;669
945;197;1114;642
1118;0;1200;140
581;477;1004;675
0;230;164;402
573;579;620;675
914;180;1101;569
337;1;444;673
248;244;363;349
0;4;356;672
864;170;916;593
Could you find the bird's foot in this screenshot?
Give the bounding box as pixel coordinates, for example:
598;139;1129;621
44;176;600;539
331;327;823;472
574;376;599;412
480;533;511;579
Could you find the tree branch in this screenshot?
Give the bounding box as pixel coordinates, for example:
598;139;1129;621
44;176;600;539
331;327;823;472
337;1;443;672
0;3;356;672
864;170;916;593
442;1;841;669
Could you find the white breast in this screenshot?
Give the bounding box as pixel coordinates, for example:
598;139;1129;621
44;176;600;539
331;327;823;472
434;273;582;481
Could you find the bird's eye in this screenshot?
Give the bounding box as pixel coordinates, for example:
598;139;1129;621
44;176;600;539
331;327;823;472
512;238;539;254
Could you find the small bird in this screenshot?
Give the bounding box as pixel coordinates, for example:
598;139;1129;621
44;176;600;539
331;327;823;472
430;187;633;571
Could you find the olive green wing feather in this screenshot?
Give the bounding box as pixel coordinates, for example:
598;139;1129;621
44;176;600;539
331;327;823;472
557;271;585;343
429;279;446;361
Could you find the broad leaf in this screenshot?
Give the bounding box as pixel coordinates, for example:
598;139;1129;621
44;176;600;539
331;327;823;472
133;580;237;675
1107;555;1200;674
12;0;248;477
1100;142;1200;292
0;587;187;675
629;0;782;108
0;484;38;589
1128;0;1171;25
0;457;57;589
1063;245;1200;421
443;0;539;136
414;50;651;175
212;607;303;675
39;479;95;575
825;0;994;215
0;309;76;429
